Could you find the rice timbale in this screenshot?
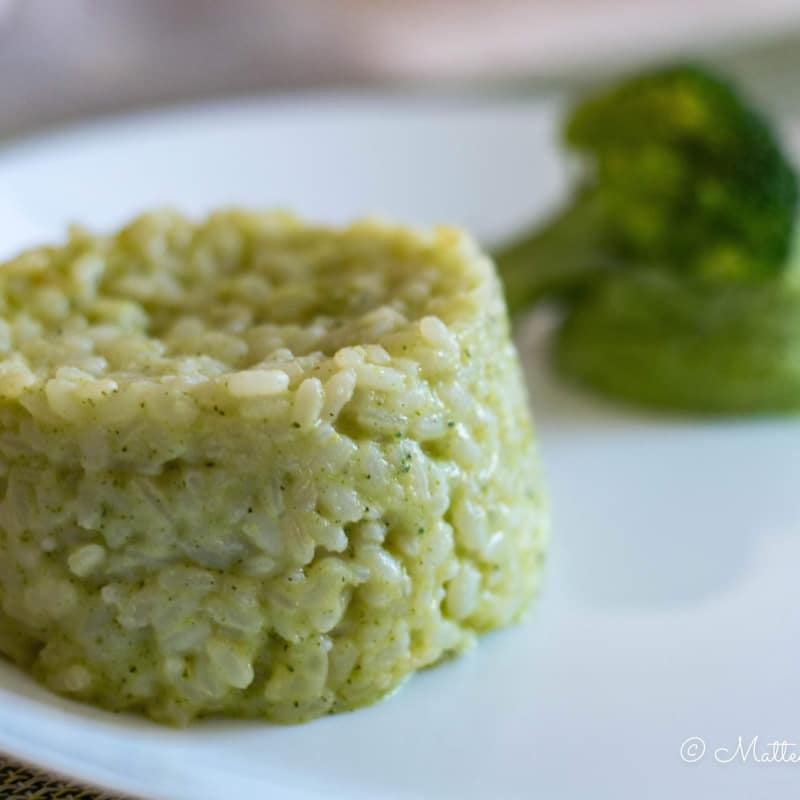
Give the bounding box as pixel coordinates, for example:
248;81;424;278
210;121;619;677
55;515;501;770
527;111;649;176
0;211;547;724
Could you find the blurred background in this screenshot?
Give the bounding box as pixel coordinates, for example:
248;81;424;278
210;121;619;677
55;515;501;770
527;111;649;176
1;0;800;139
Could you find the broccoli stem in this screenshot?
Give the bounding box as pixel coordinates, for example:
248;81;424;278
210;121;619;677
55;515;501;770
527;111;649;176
494;197;619;318
555;270;800;414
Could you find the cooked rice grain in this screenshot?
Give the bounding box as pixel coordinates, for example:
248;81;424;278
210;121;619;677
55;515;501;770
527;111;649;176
0;211;547;724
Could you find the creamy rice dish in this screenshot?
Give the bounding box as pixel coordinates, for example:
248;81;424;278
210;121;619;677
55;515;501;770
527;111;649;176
0;211;546;724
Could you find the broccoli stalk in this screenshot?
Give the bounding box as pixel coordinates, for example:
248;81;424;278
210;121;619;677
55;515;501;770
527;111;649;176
555;269;800;415
495;192;618;316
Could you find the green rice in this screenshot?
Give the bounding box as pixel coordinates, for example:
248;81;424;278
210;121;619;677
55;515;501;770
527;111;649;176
0;210;547;724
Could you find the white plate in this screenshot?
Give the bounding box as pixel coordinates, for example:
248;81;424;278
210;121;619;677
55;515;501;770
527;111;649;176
1;95;799;800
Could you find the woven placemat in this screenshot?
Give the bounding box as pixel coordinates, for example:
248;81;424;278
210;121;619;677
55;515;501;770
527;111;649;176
0;755;138;800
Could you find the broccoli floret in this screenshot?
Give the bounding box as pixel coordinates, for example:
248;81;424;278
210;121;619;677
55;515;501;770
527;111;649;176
567;65;798;278
496;65;798;316
555;269;800;415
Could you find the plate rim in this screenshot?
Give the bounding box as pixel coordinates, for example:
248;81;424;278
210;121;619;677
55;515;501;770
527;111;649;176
0;88;562;169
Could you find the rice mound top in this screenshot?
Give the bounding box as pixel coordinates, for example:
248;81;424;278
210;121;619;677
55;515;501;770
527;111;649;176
0;210;547;724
